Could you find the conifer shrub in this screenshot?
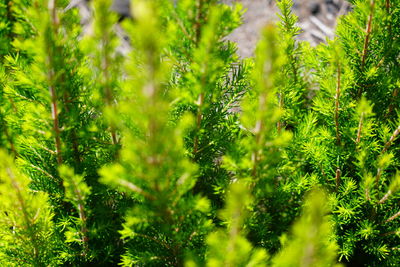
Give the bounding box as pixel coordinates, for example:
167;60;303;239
0;0;399;266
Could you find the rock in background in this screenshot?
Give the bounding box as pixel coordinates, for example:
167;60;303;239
225;0;350;58
68;0;350;58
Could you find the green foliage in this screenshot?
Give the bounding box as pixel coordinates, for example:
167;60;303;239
0;0;399;266
0;150;58;266
272;190;340;267
204;181;268;267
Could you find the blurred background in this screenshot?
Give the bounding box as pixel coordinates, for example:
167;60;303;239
224;0;351;57
69;0;351;58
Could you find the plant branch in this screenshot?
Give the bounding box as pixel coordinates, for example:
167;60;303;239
100;24;118;145
380;125;400;155
379;189;392;204
385;210;400;223
194;0;204;45
335;168;341;192
47;0;62;165
335;63;341;145
6;167;40;262
358;0;375;97
69;177;89;256
356;112;364;144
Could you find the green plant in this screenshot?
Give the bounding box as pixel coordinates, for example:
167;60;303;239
0;0;399;266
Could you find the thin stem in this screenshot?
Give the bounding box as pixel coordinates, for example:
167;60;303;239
385;0;390;14
335;63;341;145
289;52;298;84
194;0;204;46
385;210;400;223
356;112;364;144
117;179;155;201
375;167;382;189
6;167;40;262
192;0;207;156
173;10;196;45
70;178;89;256
101;25;118;145
251;92;267;180
379;189;392;204
358;0;375;97
365;187;371;201
48;74;62;165
361;0;375;71
47;0;62;165
380;125;400;155
335;168;341;192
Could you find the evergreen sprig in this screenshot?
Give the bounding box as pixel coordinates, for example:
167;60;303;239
0;0;399;266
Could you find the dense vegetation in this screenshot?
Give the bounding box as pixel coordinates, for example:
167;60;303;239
0;0;399;266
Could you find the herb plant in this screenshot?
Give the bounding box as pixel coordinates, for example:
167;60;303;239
0;0;399;266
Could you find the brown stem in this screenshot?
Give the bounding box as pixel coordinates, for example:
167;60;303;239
194;0;204;45
385;0;390;13
385;210;400;223
117;179;155;201
356;112;364;144
365;187;371;201
361;0;375;71
335;63;341;145
335;168;341;192
49;85;62;165
381;125;400;155
358;0;375;97
69;177;89;256
379;189;392;204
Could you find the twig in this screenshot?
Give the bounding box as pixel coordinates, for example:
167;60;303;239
69;177;89;256
117;179;155;201
100;21;118;145
380;125;400;155
335;168;341;192
375;167;382;189
47;0;63;165
379;189;392;204
358;0;375;97
356;112;364;144
335;63;341;145
385;210;400;223
194;0;204;45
